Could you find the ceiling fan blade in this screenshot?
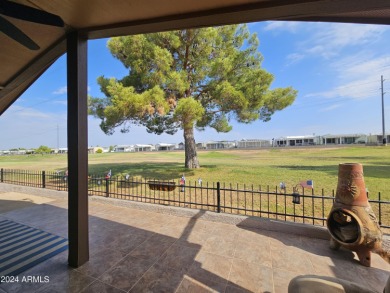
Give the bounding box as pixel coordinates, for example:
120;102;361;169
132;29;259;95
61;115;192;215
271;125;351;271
0;0;64;27
0;15;39;50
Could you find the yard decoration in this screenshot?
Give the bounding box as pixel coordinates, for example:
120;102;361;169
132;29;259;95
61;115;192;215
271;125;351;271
326;163;384;267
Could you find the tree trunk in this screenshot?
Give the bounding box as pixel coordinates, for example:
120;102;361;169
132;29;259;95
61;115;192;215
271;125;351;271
183;127;200;169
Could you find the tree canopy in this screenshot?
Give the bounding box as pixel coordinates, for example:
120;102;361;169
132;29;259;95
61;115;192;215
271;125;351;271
35;145;51;154
89;24;297;168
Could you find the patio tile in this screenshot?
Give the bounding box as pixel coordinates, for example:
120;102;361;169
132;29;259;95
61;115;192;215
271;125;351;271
201;235;236;258
309;253;390;292
189;219;218;233
129;263;184;293
80;280;126;293
299;236;356;259
98;255;155;291
235;228;271;246
110;232;150;254
228;259;273;293
188;251;233;282
272;268;298;293
176;275;227;293
35;269;96;293
0;279;46;293
271;246;314;274
176;229;212;248
224;285;256;293
76;248;128;278
267;230;304;252
211;223;240;242
234;240;272;268
153;225;188;238
128;235;174;261
157;244;199;273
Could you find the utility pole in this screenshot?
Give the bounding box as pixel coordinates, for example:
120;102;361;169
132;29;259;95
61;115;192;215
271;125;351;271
381;76;386;145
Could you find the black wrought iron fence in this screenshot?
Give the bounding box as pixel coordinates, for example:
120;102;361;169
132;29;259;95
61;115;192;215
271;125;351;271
1;168;389;229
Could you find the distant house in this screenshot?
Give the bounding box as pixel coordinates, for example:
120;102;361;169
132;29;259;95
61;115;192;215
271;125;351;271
275;135;317;147
58;148;68;154
177;142;185;150
134;144;154;152
14;149;27;155
114;145;134;152
321;134;366;145
205;141;236;149
196;142;206;149
155;143;176;151
237;139;271;148
366;134;390;145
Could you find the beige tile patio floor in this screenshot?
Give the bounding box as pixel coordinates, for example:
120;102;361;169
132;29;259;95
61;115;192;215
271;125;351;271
0;190;388;293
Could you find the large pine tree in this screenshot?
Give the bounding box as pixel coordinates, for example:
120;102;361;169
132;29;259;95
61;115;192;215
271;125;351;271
89;25;297;168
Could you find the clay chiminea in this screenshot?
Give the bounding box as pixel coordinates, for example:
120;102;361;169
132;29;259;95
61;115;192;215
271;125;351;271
326;163;382;267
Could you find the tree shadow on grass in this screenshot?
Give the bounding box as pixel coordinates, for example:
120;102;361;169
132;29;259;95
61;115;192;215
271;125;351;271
86;162;216;180
276;164;390;179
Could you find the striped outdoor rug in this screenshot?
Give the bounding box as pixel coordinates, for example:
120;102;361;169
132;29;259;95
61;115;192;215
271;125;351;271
0;219;68;277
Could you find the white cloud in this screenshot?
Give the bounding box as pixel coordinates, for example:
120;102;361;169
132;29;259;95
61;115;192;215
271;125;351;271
263;21;301;33
332;54;390;81
320;104;342;112
6;106;52;119
53;100;67;106
286;53;305;66
52;86;67;95
283;23;388;63
306;53;390;101
305;24;387;59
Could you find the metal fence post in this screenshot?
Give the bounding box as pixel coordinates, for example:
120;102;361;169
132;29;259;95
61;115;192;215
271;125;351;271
105;178;110;197
42;171;46;188
378;192;382;225
0;168;3;183
217;182;221;213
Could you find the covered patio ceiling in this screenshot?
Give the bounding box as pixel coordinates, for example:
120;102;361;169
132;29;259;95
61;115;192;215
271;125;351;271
1;0;390;115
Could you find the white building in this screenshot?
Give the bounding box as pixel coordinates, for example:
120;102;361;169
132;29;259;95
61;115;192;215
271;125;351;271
237;139;271;148
274;135;318;147
321;134;366;145
114;145;134;152
57;148;68;154
155;143;176;151
366;134;390;145
205;141;236;149
196;142;207;149
134;144;154;152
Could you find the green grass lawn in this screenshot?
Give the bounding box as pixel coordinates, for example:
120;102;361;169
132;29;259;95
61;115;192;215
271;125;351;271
0;146;389;199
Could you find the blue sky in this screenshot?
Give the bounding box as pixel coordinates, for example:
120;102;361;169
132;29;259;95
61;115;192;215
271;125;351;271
1;21;390;150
